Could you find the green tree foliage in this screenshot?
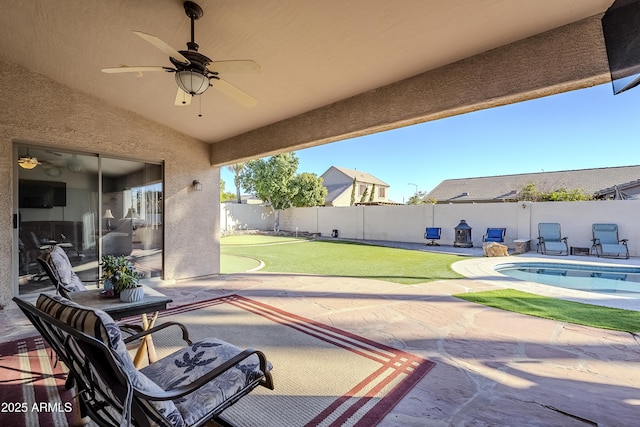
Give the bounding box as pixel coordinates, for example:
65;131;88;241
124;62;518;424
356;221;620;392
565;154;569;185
359;186;369;203
291;172;327;207
239;152;326;230
517;182;593;202
407;190;429;205
227;162;245;203
350;176;356;206
220;178;235;202
369;184;376;202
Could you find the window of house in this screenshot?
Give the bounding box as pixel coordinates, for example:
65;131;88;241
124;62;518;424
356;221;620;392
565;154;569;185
379;187;386;198
15;144;163;295
359;184;367;195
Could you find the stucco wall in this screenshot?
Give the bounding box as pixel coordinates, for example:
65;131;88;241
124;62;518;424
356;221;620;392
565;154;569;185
224;200;640;256
0;61;219;307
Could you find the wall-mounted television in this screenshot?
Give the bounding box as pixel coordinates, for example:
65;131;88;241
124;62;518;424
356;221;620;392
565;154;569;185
19;180;67;208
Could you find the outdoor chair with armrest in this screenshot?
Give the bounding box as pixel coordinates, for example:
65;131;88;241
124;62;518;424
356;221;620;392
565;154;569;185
13;294;274;427
591;223;629;259
537;222;569;255
37;245;95;298
483;228;506;243
424;227;441;246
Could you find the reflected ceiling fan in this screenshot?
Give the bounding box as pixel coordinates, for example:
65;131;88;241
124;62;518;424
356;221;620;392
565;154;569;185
102;1;260;109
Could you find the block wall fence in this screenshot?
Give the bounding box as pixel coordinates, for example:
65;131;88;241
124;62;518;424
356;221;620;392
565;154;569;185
221;200;640;256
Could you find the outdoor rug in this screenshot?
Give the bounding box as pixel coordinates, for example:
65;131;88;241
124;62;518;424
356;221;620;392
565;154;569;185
148;295;435;427
0;336;81;426
0;294;434;426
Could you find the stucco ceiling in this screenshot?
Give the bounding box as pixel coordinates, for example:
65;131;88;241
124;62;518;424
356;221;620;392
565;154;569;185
0;0;613;144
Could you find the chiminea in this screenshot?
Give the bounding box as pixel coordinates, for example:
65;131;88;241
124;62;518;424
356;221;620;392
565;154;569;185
454;220;473;248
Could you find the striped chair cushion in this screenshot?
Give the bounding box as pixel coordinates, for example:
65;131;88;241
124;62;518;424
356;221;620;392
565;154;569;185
36;294;184;427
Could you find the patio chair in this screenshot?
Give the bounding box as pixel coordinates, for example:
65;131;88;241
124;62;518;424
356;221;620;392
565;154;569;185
537;223;569;255
591;223;629;259
483;228;506;243
37;245;91;298
424;227;441;246
13;294;274;427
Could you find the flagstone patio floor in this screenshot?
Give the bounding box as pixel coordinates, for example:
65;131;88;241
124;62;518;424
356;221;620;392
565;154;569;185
2;244;639;426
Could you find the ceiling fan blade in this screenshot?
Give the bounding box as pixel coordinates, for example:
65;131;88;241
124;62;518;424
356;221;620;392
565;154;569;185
210;60;261;74
101;66;173;73
212;78;258;107
133;31;190;65
174;88;192;106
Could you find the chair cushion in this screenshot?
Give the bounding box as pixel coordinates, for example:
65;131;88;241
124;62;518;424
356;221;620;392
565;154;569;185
45;246;87;292
141;338;268;426
36;294;184;427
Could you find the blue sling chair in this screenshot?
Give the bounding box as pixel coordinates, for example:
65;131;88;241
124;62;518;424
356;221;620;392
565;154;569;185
483;228;506;243
591;223;629;259
424;227;441;246
537;223;569;255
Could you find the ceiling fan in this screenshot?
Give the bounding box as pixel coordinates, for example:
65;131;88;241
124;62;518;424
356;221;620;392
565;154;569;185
102;1;260;109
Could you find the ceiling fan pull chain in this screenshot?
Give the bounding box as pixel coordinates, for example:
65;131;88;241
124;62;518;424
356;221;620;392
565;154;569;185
198;95;203;117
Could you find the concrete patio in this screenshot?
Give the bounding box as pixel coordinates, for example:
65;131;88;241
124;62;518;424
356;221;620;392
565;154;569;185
2;249;639;426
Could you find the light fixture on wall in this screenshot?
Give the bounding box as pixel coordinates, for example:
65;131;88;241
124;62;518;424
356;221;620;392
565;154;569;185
193;180;203;191
18;150;39;170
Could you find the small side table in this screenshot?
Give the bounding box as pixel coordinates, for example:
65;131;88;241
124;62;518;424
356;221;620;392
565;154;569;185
513;239;531;254
570;246;590;256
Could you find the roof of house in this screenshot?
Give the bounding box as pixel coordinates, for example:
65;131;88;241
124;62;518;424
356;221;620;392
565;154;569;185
322;166;390;187
426;165;640;202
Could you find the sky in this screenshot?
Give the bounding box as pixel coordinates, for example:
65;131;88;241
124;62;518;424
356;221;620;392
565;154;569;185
221;82;640;204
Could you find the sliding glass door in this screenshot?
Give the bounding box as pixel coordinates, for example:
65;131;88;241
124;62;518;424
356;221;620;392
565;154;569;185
15;145;163;295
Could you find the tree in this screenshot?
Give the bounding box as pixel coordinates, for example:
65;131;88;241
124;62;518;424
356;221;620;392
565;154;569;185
368;184;376;202
350;176;356;206
517;182;593;202
220;178;235;202
407;190;429;205
291;172;327;207
227;163;245;203
359;186;369;203
239;152;326;231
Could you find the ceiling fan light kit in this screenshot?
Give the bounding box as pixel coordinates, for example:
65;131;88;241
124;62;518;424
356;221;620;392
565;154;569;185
175;70;210;95
101;1;259;113
18;155;39;170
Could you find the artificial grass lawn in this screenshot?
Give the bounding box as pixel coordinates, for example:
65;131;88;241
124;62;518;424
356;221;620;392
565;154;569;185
455;288;640;332
221;236;463;284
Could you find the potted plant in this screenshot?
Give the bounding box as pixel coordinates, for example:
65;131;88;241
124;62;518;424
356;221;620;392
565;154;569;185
101;255;144;302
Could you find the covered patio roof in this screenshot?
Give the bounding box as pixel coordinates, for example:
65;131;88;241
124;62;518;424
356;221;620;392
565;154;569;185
0;1;613;164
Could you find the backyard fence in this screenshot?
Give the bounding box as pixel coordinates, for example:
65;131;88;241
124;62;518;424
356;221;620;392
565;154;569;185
221;200;640;257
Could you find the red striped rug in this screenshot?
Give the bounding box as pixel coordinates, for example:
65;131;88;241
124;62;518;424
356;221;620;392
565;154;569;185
4;294;434;426
151;295;436;427
0;336;81;426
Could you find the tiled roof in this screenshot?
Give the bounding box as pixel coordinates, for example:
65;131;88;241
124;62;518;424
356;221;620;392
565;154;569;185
426;165;640;202
326;166;389;186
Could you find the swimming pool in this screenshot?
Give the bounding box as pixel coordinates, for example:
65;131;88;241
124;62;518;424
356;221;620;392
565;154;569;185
494;262;640;298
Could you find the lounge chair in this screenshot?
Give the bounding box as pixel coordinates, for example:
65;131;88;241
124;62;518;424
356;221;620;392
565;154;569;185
483;228;506;243
424;227;441;246
591;223;629;259
37;245;92;298
13;294;274;427
537;223;569;255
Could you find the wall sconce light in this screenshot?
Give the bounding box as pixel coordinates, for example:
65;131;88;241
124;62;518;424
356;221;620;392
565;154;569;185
193;180;203;191
522;203;527;209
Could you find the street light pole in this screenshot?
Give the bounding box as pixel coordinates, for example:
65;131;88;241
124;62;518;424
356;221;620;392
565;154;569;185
408;183;418;194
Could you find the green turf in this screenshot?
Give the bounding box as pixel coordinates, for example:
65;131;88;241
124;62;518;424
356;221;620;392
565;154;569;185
221;237;464;284
221;235;310;245
220;254;262;274
454;288;640;332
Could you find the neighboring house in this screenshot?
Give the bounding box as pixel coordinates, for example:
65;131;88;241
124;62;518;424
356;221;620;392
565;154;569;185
426;165;640;203
321;166;390;206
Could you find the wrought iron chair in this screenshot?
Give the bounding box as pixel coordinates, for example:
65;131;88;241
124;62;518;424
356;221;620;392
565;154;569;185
13;294;274;427
424;227;441;246
591;223;629;259
482;228;506;243
537;222;569;255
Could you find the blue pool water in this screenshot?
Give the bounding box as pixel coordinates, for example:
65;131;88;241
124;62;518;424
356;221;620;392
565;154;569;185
494;262;640;298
